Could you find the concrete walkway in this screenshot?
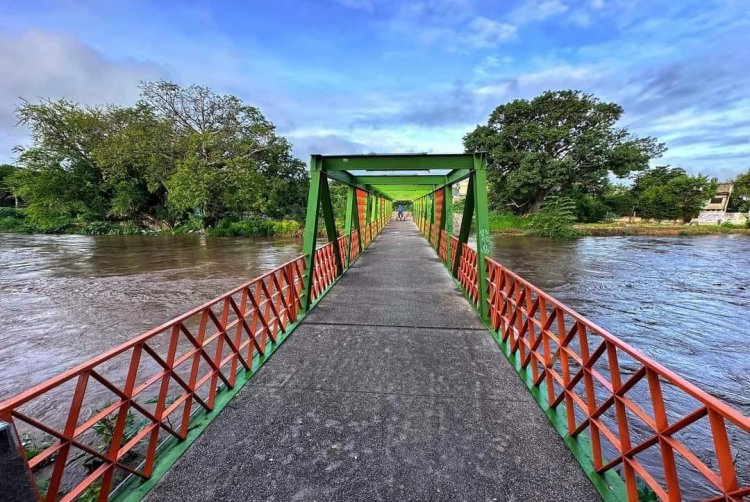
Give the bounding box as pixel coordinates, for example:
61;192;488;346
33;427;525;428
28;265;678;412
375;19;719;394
146;222;598;501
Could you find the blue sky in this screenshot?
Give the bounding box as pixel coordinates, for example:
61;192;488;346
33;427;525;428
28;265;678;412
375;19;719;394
0;0;748;180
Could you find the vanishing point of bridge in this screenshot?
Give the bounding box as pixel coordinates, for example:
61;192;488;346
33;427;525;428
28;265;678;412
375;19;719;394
1;154;748;502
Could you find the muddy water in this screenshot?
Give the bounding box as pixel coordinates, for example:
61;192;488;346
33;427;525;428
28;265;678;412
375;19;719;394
2;231;749;494
491;234;750;496
490;234;750;415
0;233;305;400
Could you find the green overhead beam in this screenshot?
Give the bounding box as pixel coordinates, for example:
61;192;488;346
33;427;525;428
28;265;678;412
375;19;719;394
446;169;471;184
320;153;475;171
325;170;355;186
355;175;447;185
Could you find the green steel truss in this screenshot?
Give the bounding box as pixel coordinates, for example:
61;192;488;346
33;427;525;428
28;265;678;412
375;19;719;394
302;153;489;321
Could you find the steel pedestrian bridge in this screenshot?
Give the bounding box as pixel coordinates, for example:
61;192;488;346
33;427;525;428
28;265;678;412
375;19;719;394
1;154;748;502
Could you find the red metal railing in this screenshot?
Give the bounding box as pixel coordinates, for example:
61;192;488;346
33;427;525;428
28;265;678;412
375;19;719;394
449;235;458;271
0;227;379;502
349;229;361;262
457;243;479;308
438;230;447;262
421;223;750;501
485;258;750;501
0;255;306;502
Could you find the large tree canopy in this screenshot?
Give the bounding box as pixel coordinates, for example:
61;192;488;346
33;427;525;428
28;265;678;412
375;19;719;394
464;90;665;214
632;166;716;222
7;81;308;227
727;169;750;213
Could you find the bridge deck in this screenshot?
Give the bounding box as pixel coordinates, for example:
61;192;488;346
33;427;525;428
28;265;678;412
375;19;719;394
146;222;598;501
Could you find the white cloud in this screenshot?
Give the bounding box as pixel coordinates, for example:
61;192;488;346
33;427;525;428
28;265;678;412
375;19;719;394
0;29;165;162
511;0;569;24
467;17;517;47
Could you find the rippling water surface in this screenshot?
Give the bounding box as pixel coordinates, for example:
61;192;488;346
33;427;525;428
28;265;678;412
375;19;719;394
490;234;750;416
2;231;749;495
0;233;304;399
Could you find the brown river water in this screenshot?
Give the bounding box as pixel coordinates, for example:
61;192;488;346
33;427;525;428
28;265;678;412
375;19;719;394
1;231;748;410
1;230;749;494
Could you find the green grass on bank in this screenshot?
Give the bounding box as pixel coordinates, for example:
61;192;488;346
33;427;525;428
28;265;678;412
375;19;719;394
487;212;528;233
0;208;302;238
484;210;750;238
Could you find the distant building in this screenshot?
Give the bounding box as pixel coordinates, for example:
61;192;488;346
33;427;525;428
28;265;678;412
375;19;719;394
694;183;747;225
453;179;470;200
703;183;733;212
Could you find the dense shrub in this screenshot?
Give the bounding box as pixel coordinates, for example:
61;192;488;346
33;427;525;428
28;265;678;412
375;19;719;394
527;196;580;239
207;218;300;237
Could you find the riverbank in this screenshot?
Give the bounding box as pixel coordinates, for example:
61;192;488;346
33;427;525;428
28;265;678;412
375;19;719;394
576;222;750;236
484;211;750;237
0;208;302;237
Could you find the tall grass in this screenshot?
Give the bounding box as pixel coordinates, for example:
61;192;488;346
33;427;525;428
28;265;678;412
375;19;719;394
207;218;300;237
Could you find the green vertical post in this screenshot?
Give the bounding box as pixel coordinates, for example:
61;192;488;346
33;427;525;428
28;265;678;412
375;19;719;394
376;196;380;231
444;185;453;265
343;186;355;266
473;154;490;322
319;175;343;276
424;195;430;234
301;155;322;313
427;187;437;245
452;174;475;278
365;191;373;247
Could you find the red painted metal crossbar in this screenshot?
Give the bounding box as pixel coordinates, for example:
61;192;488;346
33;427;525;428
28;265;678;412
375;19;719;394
426;221;750;500
0;231;373;502
484;258;750;501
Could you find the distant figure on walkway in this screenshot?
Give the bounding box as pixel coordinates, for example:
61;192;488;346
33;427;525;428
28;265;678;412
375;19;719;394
397;205;405;220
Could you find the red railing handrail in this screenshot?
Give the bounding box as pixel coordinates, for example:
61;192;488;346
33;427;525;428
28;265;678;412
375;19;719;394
1;225;382;502
0;253;312;411
485;255;750;431
422;222;749;499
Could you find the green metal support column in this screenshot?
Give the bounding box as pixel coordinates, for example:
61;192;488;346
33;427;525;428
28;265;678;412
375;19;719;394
452;174;475;279
343;186;355;266
427;191;437;242
365;192;373;246
376;196;380;229
301;155;323;313
444;185;453;261
424;195;430;233
319;174;343;276
472;154;490;322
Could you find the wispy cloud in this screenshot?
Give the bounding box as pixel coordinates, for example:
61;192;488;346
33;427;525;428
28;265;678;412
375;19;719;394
0;0;748;179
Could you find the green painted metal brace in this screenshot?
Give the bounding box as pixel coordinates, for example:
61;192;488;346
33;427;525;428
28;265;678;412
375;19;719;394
300;153;489;322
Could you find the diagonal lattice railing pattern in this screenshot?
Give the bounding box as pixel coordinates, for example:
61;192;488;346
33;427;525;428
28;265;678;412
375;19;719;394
485;259;750;501
423;223;750;501
0;225;382;502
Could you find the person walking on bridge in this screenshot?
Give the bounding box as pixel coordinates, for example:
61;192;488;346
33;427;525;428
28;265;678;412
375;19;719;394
397;204;405;220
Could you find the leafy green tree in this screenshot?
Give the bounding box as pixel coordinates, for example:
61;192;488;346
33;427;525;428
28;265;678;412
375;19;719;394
464;90;665;214
633;166;717;222
140;81;307;226
6;81;309;231
10;99;110;224
727;169;750;213
91;104;177;219
600;183;636;217
0;164;19;207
